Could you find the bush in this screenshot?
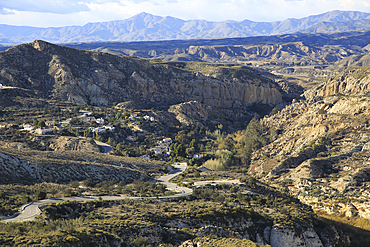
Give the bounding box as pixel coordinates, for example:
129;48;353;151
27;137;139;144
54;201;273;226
203;159;225;171
130;236;149;247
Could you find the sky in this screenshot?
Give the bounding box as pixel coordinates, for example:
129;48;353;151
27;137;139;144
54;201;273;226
0;0;370;27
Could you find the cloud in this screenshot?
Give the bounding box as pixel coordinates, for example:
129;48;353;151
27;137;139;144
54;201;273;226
0;8;14;15
0;0;120;14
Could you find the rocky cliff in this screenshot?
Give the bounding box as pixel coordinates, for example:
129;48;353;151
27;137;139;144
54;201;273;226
0;40;283;110
249;65;370;230
305;65;370;98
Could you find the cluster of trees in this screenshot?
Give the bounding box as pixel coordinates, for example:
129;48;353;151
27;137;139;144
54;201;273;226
234;117;276;166
170;138;200;158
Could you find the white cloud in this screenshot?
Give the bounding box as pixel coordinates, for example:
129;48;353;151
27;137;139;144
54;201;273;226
1;0;370;27
0;0;96;14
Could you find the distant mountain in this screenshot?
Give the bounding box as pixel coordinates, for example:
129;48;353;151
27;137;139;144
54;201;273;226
1;10;370;44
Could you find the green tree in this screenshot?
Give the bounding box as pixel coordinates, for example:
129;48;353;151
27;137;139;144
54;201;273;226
38;120;46;128
49;188;58;197
34;190;47;200
248;177;257;188
236;117;268;166
189;139;199;153
176;143;186;157
83;178;94;187
218;136;235;152
70;181;80;189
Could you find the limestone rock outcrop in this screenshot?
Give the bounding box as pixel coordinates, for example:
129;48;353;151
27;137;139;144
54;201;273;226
305;65;370;98
0;40;283;110
48;136;100;152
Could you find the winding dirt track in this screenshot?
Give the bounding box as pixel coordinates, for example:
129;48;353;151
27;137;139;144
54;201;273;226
4;163;192;223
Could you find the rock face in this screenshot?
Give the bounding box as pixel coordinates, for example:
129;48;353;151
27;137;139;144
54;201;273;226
306;65;370;98
0;40;283;109
0;149;150;184
270;226;323;247
48;136;100;152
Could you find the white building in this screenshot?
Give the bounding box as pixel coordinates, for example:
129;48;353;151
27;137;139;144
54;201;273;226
163;138;172;145
92;127;106;134
96;118;105;124
45;120;55;126
36;127;54;135
23;124;35;131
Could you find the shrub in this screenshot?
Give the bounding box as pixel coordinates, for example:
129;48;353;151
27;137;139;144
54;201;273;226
203;159;225;171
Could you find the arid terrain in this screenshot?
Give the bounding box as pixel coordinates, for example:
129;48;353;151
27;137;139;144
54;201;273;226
2;23;370;246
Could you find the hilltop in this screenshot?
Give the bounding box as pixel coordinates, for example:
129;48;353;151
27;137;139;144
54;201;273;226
0;40;285;117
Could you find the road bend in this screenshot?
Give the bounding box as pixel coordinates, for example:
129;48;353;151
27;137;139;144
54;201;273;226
3;163;192;223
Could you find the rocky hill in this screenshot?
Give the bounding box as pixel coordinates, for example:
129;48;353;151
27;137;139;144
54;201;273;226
306;65;370;97
64;29;370;63
1;11;370;44
0;148;165;184
249;64;370;224
0;40;283;112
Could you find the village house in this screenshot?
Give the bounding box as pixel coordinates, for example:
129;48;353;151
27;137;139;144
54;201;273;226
129;114;138;120
81;116;96;124
96;118;105;124
91;127;106;134
143;115;155;121
103;125;115;131
139;154;151;159
22;123;35;131
45;120;55;126
36;127;55;135
162;138;172;145
90;125;115;134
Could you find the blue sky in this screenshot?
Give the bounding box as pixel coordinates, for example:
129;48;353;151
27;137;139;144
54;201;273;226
0;0;370;27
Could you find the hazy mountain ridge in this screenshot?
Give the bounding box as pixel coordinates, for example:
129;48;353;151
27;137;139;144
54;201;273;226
2;10;370;44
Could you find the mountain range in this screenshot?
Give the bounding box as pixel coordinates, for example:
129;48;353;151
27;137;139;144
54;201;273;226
2;10;370;44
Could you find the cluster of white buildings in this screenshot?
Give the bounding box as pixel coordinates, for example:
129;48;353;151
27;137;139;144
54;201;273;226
147;138;172;156
81;116;104;124
129;114;154;122
90;125;115;134
139;138;173;159
20;117;112;135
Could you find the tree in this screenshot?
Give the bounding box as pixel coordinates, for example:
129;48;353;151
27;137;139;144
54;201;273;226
38;120;46;128
70;181;80;189
83;178;94;187
235;117;268;166
34;190;47;200
248;177;257;188
218;137;235;152
189;139;199;153
50;188;58;197
176;143;186;157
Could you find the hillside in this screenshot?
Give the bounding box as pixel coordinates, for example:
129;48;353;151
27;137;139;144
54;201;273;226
0;147;166;184
3;34;370;247
0;40;283;112
1;11;370;44
246;65;370;231
60;29;370;88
